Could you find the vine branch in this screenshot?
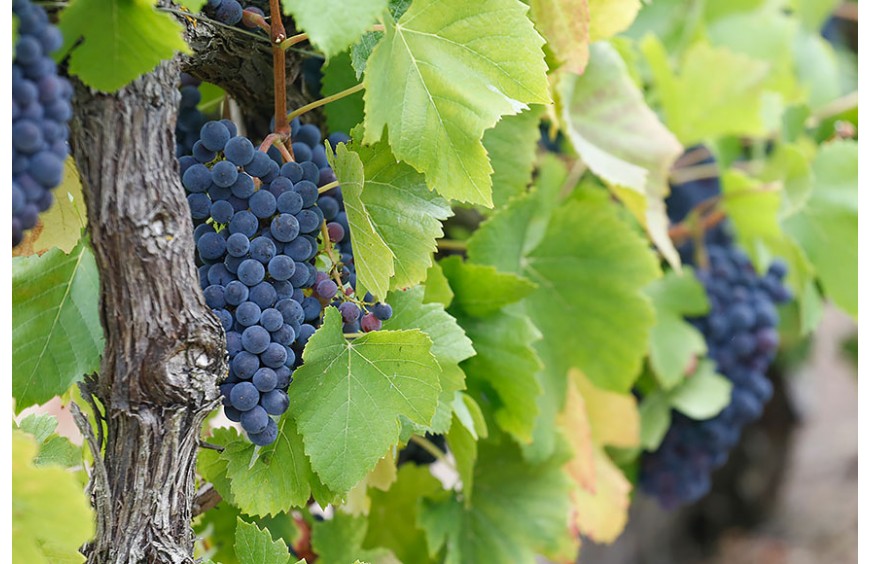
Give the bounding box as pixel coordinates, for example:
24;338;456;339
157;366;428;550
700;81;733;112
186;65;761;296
287;83;365;122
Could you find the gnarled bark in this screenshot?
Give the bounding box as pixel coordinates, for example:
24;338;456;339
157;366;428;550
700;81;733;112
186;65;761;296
70;58;226;563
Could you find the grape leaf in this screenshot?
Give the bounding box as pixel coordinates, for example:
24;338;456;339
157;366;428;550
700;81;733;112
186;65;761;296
220;416;335;517
645;268;709;389
640;36;768;145
422;261;454;307
530;0;589;73
57;0;189;93
419;441;573;563
234;519;293;564
638;390;672;450
482;107;546;208
322;51;365;134
289;308;441;492
383;286;474;435
559;369;636;543
197;427;241;506
13;158;86;257
588;0;642;40
668;359;732;420
312;513;398;564
12;431;93;563
447;413;477;502
12;237;103;411
560;42;683;267
472;189;660;392
783;140;858;318
364;465;442;564
362;0;551;206
281;0;388;58
439;256;537;318
459;310;542;443
16;414;81;468
330;142;452;299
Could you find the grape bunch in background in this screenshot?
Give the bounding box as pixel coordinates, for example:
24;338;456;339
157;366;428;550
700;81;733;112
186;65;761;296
180;114;391;445
11;0;73;247
639;172;792;509
176;73;209;157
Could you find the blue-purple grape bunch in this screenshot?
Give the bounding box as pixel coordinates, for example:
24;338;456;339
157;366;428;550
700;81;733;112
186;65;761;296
638;171;793;508
11;0;73;247
176;73;210;157
181;116;391;445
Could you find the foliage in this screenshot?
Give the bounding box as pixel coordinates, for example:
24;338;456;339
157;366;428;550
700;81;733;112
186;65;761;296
11;0;857;561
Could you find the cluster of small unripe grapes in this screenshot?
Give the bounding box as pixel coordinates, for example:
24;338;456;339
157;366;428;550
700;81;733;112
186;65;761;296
181;109;391;444
12;0;73;247
639;173;792;508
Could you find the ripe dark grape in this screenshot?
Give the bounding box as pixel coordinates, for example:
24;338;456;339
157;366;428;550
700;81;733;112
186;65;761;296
372;303;393;321
230;382;260;411
241;405;269;434
260;390;290;416
249;418;279;446
11;0;73;247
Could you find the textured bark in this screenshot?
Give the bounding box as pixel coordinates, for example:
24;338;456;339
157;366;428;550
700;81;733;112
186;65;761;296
180;9;316;137
70;59;226;563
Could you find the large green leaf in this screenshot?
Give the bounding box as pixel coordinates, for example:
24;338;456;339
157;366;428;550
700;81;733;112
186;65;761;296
471;189;660;392
322;51;365;134
220;417;335;517
311;513;397;564
57;0;189;93
12;431;93;563
419;441;572;564
783;140;858;317
12;237;103;411
482;107;545;208
362;0;551;206
234;519;293;564
330;142;452;299
459;310;542;443
289;308;441;492
560;42;683;267
439;256;536;318
640;36;768;145
645;268;709;389
363;465;442;564
282;0;388;58
383;286;474;434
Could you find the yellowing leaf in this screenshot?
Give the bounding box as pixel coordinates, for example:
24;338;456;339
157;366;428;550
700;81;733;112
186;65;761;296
588;0;642;40
560;43;683;267
558;369;637;544
530;0;590;73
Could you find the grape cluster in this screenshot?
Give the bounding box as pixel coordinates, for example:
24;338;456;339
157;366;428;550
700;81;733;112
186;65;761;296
176;73;210;157
12;0;73;247
181;117;391;444
639;173;792;508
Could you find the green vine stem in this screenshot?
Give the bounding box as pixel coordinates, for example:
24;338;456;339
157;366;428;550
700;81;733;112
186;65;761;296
409;435;456;471
287;83;365;122
436;239;467;252
318;180;340;194
279;32;310;51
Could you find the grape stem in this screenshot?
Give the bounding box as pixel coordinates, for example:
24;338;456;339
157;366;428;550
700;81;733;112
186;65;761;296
436;239;467;252
287;83;365;122
258;133;294;162
317;180;340;194
409;435;455;471
318;220;348;289
241;8;271;34
268;0;290;140
279;32;309;50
